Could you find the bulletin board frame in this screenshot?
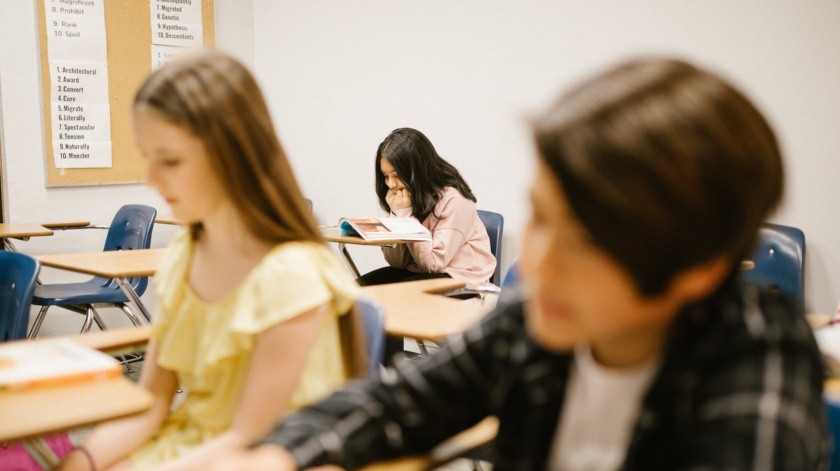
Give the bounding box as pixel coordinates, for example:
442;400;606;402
37;0;215;186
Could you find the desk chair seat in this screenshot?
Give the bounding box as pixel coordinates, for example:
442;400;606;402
477;210;504;286
29;204;156;337
0;252;40;342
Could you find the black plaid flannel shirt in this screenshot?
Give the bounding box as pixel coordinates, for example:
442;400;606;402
263;279;829;470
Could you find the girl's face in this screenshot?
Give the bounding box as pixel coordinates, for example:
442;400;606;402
133;106;228;224
520;163;684;367
380;157;407;191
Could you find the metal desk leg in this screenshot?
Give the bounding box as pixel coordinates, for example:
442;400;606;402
339;243;362;279
22;437;60;469
114;277;152;323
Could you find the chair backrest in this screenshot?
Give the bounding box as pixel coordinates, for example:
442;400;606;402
356;298;385;376
741;223;805;306
499;257;521;304
477;210;504;286
0;252;41;342
826;398;840;471
103;204;157;295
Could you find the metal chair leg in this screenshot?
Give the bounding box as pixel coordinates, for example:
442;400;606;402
91;306;107;331
80;306;96;333
118;303;144;327
28;306;50;339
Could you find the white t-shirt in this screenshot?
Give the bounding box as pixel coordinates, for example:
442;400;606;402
548;344;659;470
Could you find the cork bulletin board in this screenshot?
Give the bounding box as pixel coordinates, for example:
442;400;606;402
37;0;215;186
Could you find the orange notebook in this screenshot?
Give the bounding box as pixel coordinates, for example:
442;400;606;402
0;339;121;391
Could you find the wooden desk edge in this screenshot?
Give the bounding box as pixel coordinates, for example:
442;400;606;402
70;326;151;354
0;377;153;442
359;417;498;471
40;221;91;229
155;217;181;225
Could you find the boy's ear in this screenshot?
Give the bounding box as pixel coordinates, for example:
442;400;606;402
669;255;732;303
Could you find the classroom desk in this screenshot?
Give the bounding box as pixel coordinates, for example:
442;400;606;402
67;325;151;356
40;220;91;230
0;223;54;250
149;224;397;278
359;417;499;471
0;333;153;468
0;377;153;467
36;248;165;323
320;226;404;278
360;278;490;342
36;252;484;343
155;216;180;225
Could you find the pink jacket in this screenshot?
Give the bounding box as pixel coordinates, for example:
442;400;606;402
382;187;496;285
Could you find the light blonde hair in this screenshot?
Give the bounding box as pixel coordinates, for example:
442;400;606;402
135;50;367;377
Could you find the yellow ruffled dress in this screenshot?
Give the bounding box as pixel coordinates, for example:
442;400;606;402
130;230;359;467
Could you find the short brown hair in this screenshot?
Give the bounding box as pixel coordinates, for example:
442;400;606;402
134;50;320;244
533;58;783;296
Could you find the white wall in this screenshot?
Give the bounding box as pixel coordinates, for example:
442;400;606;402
0;0;254;336
3;1;840;329
252;0;840;313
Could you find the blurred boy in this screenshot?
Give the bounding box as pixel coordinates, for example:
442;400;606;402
215;58;828;470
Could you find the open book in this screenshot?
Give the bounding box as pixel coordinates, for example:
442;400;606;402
339;217;432;241
0;338;122;391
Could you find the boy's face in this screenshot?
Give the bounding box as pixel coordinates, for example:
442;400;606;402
521;163;685;367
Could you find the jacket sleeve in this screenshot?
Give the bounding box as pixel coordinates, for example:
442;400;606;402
258;304;522;469
402;194;474;274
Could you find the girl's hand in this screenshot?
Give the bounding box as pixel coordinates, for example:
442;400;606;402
386;188;412;211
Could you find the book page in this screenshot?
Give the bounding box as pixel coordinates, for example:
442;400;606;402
0;339;121;391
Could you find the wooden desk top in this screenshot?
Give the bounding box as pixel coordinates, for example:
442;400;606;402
320;226;406;246
360;278;490;341
67;326;151;355
155;216;181;225
0;223;54;238
0;376;152;442
40;220;91;229
360;417;499;471
36;248;165;278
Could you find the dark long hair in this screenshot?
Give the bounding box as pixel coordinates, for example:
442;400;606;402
375;128;476;222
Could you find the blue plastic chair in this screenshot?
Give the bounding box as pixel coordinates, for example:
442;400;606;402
827;398;840;471
0;252;41;342
28;204;157;337
498;257;521;304
356;298;385;376
741;223;805;307
477;210;504;286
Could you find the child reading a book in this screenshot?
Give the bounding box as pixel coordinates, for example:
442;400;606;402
57;51;366;470
214;58;828;470
356;127;496;287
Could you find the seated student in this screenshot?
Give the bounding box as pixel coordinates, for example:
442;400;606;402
57;51;366;470
356;127;496;287
216;58;828;470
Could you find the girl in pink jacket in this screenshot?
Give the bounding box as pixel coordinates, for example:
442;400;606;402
356;128;496;288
